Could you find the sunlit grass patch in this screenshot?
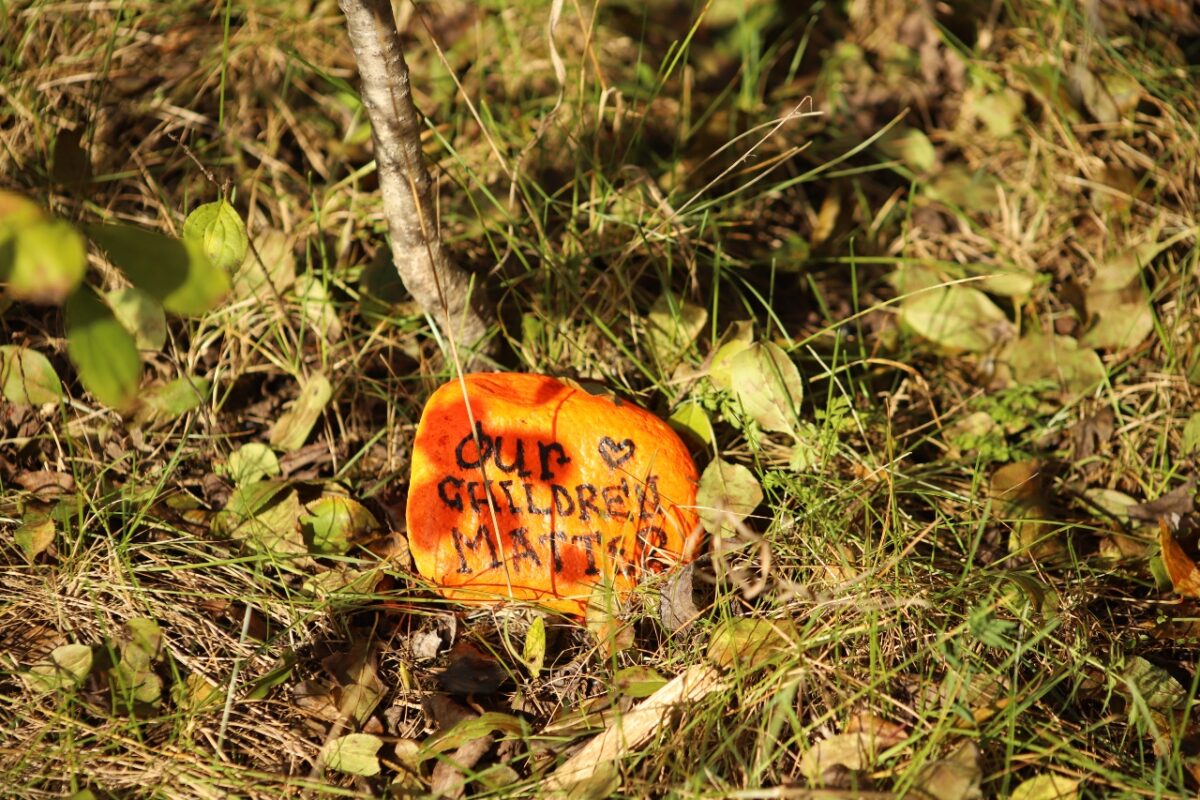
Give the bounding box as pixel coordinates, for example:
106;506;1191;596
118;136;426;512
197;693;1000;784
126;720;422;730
2;0;1200;796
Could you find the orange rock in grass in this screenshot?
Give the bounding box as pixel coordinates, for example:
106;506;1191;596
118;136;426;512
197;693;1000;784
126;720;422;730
406;373;700;615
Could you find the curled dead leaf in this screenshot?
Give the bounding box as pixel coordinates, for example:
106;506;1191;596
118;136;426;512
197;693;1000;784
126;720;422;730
1158;518;1200;599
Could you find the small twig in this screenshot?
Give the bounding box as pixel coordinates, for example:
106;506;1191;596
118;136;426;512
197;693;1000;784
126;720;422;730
338;0;493;357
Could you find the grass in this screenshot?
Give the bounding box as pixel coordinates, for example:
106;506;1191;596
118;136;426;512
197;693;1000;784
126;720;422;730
2;0;1200;797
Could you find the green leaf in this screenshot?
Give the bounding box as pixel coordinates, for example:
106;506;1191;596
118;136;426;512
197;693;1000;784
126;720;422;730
696;458;762;535
707;321;754;390
1010;774;1080;800
213;480;307;557
900;285;1013;353
65;286;141;410
974;269;1035;298
1080;300;1154;351
800;732;881;785
728;342;804;434
970;88;1024;138
268;373;333;452
522;616;546;677
87;223;230;316
1182;412;1200;456
1120;656;1188;711
0;346;62;405
1006;333;1106;401
112;660;163;707
668;401;714;446
182;200;248;273
300;494;379;555
2;219;87;304
613;665;667;698
245;652;296;700
321;733;382;776
422;712;528;757
124;617;162;661
106;286;167;350
0;189;46;236
221;443;281;485
878;126;935;173
25;643;93;693
707;618;796;670
133;376;210;426
14;513;56;562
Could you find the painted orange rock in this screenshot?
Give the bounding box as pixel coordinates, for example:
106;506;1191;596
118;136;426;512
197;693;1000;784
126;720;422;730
406;373;700;615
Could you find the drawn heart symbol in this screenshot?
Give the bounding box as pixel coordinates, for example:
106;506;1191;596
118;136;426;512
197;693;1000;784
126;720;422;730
598;437;636;469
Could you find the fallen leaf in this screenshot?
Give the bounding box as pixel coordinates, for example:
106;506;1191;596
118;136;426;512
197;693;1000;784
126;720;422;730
1128;481;1195;523
133;376;210;427
912;741;982;800
268;373;332;452
0;345;63;405
878;126;936;173
706;321;755;389
800;731;882;786
707;617;797;670
1083;487;1138;522
659;562;704;633
1080;300;1154;351
24;643;93;693
1158;519;1200;599
221;443;281;485
727;342;804;434
1181;413;1200;455
295;273;343;341
544;664;724;793
422;712;527;757
1119;654;1188;711
14;514;55;562
696;458;762;535
1010;774;1079;800
431;735;494;799
613;666;668;698
322;642;384;724
900;285;1013;353
300;494;379;555
439;641;507;695
320;733;382;776
1006;333;1105;401
212;480;307;557
1072;407;1114;460
234;228;296;299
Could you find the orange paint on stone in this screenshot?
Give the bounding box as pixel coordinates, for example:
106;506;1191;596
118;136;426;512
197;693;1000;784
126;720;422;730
406;373;700;615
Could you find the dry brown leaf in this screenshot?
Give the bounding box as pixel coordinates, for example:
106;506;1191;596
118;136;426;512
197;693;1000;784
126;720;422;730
1129;480;1196;522
544;664;724;795
1159;518;1200;598
430;735;494;799
659;562;703;633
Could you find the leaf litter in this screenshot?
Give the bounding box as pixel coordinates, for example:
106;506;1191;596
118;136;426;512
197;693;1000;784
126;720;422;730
3;0;1200;797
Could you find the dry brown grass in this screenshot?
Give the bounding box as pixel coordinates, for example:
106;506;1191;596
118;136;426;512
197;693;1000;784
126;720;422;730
3;0;1200;797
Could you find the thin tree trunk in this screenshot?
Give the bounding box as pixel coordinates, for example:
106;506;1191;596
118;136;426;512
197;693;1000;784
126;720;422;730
339;0;492;357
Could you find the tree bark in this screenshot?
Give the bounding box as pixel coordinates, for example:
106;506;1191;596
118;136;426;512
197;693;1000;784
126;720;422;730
339;0;492;357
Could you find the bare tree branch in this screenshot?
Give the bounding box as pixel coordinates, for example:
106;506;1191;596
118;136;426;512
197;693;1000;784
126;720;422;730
339;0;493;357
